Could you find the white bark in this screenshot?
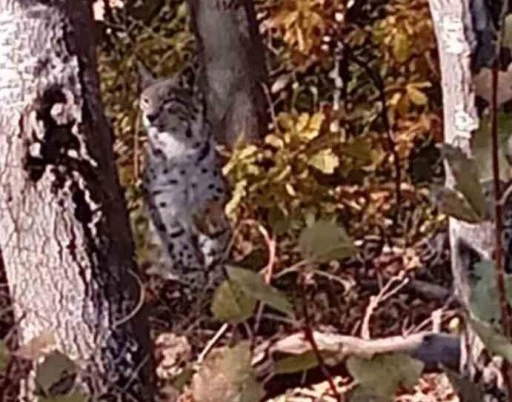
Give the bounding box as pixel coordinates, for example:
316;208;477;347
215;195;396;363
0;0;153;399
428;0;507;399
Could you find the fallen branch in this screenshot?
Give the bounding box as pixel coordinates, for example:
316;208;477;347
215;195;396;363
268;330;459;370
260;330;460;398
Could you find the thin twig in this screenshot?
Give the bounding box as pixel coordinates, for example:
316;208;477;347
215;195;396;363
197;323;230;363
252;224;277;335
361;273;409;339
342;45;402;227
300;275;341;401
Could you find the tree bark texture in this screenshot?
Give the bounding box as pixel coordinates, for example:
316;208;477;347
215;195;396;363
0;0;154;399
187;0;268;146
428;0;507;399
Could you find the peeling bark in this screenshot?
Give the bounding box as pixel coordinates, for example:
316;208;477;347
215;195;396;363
0;0;154;399
187;0;268;146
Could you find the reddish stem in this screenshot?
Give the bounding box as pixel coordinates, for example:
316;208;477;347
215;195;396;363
300;277;341;401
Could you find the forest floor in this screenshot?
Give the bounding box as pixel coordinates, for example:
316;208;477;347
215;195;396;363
148;225;458;401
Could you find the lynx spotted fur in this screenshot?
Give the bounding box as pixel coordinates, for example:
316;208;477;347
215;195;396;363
137;63;231;290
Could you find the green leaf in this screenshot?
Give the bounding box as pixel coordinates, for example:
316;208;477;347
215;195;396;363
0;341;9;371
211;280;257;324
392;31;410;63
471;111;512;182
298;220;357;263
274;351;321;374
35;351;77;396
40;392;88;402
172;366;195;391
442;366;484;402
406;85;428;106
503;14;512;52
432;186;485;223
226;266;294;317
191;342;264;402
341;137;374;165
441;144;489;220
469;260;512;323
469;317;512;364
347;384;391;402
347;353;424;399
308;149;340;174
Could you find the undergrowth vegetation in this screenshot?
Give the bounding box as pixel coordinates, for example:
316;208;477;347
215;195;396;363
94;0;454;400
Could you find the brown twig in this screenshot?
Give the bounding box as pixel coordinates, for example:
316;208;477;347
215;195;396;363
252;223;277;335
361;273;409;339
342;45;402;227
299;276;341;401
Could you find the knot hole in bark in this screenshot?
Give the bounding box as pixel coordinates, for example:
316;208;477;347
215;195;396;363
22;85;81;183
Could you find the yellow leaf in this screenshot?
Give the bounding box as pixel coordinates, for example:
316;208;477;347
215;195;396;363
392;31;410;63
225;180;247;218
265;134;285;148
296;113;310;132
277;112;295;131
283;10;299;28
406;85;428;106
299;112;324;140
308;112;325;132
308;149;339;174
285;183;297;196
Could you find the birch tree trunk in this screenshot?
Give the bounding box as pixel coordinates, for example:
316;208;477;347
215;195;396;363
428;0;509;399
0;0;154;399
187;0;268;146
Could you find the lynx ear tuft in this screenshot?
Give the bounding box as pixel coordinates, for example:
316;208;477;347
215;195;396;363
136;60;156;90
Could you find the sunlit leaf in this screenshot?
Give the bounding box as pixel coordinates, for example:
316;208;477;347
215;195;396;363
308;149;339;174
392;31;410;63
265;134;285;149
406;85;428;106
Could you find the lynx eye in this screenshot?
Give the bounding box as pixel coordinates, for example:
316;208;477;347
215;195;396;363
141;97;149;105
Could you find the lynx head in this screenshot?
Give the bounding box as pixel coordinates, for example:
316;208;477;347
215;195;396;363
137;62;195;134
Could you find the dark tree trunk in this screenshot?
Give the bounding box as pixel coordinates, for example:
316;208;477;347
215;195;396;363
187;0;268;146
0;0;154;400
428;0;509;399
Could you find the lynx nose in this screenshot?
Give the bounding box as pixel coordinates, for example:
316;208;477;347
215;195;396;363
146;113;158;123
